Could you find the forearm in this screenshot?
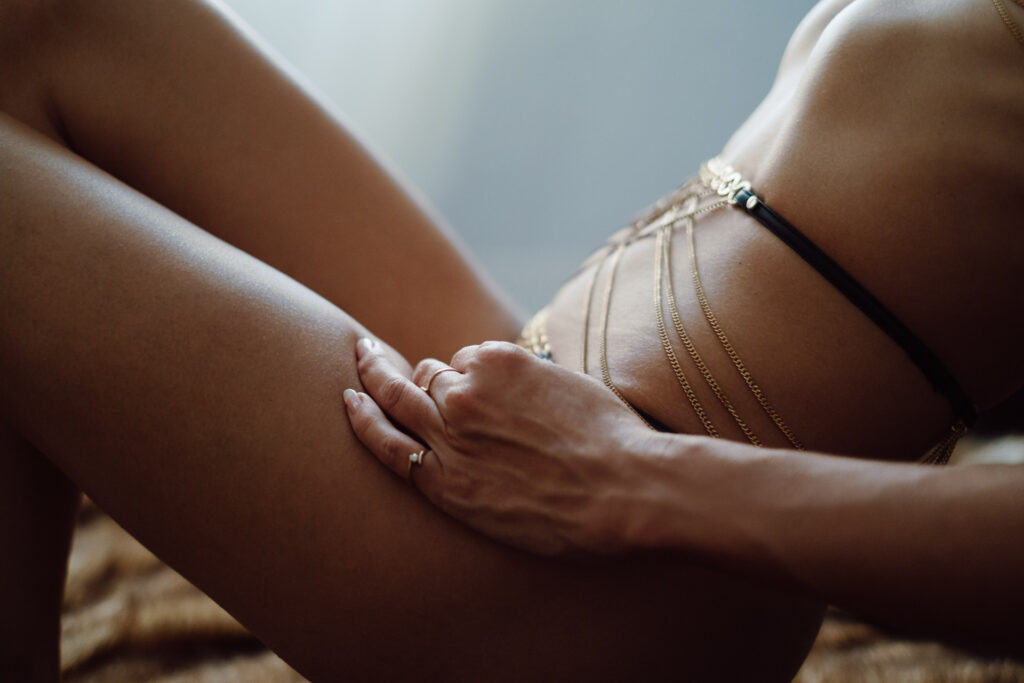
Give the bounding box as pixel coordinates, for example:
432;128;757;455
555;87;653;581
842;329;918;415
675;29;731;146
630;434;1024;655
349;338;1024;654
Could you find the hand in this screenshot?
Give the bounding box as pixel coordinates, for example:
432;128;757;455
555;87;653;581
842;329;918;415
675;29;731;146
344;338;653;556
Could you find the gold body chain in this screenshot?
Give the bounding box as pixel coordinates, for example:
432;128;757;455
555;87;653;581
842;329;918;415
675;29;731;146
992;0;1024;50
520;157;965;463
515;0;1021;460
572;159;804;449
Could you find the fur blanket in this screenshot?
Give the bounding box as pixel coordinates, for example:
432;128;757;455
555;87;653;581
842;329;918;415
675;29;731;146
61;439;1024;682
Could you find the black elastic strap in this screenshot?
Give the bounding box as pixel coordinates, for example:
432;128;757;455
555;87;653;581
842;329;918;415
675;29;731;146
733;188;977;426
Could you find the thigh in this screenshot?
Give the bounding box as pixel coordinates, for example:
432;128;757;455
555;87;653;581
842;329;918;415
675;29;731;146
0;114;822;682
10;0;521;362
0;419;79;682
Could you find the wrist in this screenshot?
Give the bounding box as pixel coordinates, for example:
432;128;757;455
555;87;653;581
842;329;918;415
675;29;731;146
610;430;713;553
615;431;777;565
575;423;666;554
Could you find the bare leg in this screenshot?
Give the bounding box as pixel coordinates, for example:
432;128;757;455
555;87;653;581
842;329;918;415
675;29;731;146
0;2;822;680
0;114;821;681
0;419;78;681
40;0;522;362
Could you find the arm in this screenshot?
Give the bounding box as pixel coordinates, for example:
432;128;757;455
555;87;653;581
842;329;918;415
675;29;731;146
348;340;1024;657
633;434;1024;657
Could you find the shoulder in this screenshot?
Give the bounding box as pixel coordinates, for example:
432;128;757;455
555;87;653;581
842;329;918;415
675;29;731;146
754;0;1024;413
795;0;1023;88
772;0;1023;198
805;0;1017;89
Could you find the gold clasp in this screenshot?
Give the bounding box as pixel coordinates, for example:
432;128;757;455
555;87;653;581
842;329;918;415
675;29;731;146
702;158;751;204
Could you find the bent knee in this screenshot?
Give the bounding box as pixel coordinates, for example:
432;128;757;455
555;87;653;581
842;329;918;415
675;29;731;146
0;0;69;145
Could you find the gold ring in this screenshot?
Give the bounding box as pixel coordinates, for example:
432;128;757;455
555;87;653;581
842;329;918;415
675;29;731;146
419;367;459;396
407;450;424;480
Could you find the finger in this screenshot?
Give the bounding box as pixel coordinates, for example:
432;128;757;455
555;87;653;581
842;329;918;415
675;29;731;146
355;337;442;438
448;343;482;372
449;341;534;374
343;389;443;490
411;358;463;404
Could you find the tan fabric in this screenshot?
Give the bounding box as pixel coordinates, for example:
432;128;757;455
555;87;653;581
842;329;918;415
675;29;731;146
62;438;1024;682
62;502;303;682
796;617;1024;683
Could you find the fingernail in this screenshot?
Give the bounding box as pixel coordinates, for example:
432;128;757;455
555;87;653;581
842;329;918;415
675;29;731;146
355;337;374;358
343;388;361;407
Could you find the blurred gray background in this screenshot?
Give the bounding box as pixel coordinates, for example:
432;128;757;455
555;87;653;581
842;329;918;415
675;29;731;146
221;0;813;312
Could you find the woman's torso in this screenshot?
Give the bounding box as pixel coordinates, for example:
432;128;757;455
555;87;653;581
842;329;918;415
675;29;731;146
542;0;1024;459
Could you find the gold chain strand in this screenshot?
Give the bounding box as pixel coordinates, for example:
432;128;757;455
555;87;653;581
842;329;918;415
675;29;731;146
653;228;719;437
684;215;805;450
519;307;553;359
993;0;1024;50
919;420;967;466
659;223;760;444
599;244;655;429
578;247;609;375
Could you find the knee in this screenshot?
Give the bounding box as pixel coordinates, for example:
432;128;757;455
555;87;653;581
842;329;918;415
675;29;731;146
0;0;63;135
0;0;58;63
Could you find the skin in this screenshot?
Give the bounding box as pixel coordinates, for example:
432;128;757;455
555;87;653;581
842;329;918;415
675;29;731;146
350;341;1024;657
2;0;1019;678
0;0;825;681
348;0;1024;660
